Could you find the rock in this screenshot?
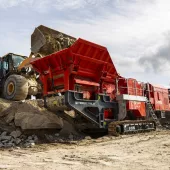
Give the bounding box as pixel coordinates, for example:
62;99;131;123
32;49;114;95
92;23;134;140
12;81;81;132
20;135;27;140
10;130;22;139
45;134;54;142
0;121;15;133
69;134;74;141
28;140;35;143
0;101;18;124
8;122;16;127
4;111;15;124
58;139;64;143
27;136;32;140
69;141;78;144
15;138;22;145
0;136;12;141
15;111;63;130
55;133;59;137
32;135;38;143
5;142;14;148
10;138;14;143
14;100;63;130
0;143;4;148
85;136;91;140
30;142;35;147
1;131;7;137
15;146;21;149
0;99;12;117
23;143;29;148
0;99;64;132
24;142;35;148
1;140;8;144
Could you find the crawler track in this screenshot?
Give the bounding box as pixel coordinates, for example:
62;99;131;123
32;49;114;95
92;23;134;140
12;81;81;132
108;120;156;136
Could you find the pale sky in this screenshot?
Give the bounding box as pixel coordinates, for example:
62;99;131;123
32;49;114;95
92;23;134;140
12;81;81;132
0;0;170;86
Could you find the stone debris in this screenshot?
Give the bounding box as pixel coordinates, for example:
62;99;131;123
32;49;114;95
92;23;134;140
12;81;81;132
1;131;7;136
0;98;96;149
0;121;168;149
0;131;40;148
24;141;35;148
10;130;22;139
55;133;59;137
15;138;22;145
68;134;74;141
0;123;86;148
0;98;74;148
0;129;86;148
32;135;39;143
0;97;168;149
0;135;12;141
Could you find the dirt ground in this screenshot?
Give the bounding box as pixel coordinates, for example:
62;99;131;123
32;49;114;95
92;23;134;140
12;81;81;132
0;130;169;170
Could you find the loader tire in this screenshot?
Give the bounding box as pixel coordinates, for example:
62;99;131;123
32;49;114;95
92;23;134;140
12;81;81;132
3;74;28;101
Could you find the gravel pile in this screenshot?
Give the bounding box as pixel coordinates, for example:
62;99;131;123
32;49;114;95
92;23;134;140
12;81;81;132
0;128;85;149
0;129;39;148
0;98;86;149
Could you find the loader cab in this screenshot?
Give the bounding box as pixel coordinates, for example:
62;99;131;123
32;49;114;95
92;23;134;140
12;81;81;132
0;53;26;77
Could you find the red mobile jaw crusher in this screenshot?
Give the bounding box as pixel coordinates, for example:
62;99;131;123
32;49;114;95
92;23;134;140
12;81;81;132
31;38;169;135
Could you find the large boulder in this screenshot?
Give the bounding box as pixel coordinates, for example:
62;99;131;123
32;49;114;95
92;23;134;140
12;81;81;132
0;99;12;117
0;99;63;131
15;111;63;130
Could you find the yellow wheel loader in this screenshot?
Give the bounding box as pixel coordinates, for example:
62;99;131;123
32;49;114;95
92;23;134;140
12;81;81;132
0;25;76;101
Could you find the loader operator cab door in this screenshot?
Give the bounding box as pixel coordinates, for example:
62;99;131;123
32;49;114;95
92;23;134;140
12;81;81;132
0;58;3;79
0;53;18;80
0;54;12;78
0;56;9;90
0;57;9;79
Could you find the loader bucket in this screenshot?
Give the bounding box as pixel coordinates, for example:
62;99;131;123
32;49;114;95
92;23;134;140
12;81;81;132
31;25;76;56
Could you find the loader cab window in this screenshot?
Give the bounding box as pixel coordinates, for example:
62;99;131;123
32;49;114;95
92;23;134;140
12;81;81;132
12;55;25;68
3;61;8;70
0;59;2;69
0;59;3;78
0;59;9;77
